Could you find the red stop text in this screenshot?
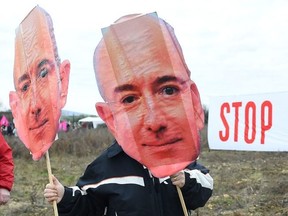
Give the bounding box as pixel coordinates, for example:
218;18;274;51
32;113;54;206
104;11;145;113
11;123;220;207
219;100;273;144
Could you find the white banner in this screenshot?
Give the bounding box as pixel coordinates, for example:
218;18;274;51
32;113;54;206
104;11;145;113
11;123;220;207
208;92;288;151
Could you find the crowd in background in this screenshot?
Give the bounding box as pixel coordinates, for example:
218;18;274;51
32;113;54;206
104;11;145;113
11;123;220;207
1;123;16;137
0;115;96;137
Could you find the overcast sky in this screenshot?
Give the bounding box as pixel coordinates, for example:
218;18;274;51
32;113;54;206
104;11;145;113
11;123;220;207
1;0;288;115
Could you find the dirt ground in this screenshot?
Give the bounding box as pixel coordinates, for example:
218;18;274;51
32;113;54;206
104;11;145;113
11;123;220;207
197;149;288;216
0;132;287;216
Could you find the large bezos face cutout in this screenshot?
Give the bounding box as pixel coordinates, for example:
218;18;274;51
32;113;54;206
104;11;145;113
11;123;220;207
9;6;70;160
95;13;204;178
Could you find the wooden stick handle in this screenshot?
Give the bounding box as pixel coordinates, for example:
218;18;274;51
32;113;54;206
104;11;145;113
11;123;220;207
46;151;59;216
176;186;189;216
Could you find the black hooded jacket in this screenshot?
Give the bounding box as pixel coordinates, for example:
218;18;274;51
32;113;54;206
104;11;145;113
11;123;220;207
58;141;213;216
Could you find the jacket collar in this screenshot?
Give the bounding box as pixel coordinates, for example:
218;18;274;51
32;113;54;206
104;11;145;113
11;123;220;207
107;140;124;158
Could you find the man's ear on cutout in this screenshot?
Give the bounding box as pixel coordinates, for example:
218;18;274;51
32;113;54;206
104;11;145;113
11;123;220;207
9;91;20;119
190;82;205;130
96;102;116;135
59;59;71;108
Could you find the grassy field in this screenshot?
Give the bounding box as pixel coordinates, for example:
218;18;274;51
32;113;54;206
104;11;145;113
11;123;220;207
0;126;287;216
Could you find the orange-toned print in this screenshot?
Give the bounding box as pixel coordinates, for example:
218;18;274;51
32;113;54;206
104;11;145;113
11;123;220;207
95;12;204;178
9;6;70;160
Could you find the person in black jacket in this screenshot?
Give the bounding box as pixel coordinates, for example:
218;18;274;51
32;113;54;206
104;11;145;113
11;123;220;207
44;12;213;216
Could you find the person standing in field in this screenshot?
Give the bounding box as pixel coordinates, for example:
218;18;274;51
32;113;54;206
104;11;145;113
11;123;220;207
44;12;213;215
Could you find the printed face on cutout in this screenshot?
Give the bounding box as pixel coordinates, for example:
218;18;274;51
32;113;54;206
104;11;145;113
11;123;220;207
9;6;70;160
96;13;204;177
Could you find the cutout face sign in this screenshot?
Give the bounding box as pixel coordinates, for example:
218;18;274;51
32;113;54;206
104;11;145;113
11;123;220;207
9;6;70;160
95;13;204;177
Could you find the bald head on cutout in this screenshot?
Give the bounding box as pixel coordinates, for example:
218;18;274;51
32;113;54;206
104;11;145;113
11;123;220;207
94;12;204;178
9;6;70;160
